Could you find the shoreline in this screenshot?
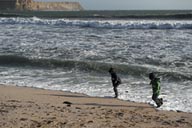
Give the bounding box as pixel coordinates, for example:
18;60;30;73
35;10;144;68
0;84;192;128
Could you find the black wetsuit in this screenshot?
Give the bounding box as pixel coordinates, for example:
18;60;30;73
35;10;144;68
110;71;121;98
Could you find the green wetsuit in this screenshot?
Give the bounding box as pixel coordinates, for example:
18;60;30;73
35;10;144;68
150;78;161;96
150;77;162;107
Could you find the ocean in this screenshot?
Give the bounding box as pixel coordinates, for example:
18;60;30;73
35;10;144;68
0;10;192;113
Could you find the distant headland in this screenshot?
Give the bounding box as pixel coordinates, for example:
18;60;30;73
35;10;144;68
0;0;84;11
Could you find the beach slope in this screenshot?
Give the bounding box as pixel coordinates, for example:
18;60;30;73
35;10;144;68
0;85;191;128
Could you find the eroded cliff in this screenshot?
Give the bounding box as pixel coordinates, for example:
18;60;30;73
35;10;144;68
0;0;84;11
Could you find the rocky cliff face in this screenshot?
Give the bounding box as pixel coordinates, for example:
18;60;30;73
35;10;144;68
30;1;84;11
0;0;84;11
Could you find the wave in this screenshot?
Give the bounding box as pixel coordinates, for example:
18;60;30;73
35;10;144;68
1;17;192;29
0;55;192;81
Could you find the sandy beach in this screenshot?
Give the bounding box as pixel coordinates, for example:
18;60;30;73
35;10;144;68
0;84;191;128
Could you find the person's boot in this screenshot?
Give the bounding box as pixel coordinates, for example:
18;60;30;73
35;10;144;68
114;93;118;98
156;98;163;108
160;98;163;105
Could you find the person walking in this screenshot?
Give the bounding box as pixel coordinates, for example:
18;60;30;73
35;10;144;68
149;73;163;108
109;67;121;98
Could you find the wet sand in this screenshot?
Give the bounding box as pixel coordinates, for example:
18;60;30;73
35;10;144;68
0;84;192;128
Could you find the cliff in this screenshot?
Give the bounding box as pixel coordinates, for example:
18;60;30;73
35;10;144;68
0;0;84;11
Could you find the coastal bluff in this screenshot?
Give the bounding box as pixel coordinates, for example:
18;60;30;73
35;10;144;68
0;0;84;11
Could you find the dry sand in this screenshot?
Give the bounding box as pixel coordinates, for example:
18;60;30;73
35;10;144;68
0;84;192;128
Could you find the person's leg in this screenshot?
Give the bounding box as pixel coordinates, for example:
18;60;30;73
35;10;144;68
152;94;157;101
113;86;118;98
152;94;161;107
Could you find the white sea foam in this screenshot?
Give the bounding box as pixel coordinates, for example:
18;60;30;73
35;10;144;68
1;17;192;29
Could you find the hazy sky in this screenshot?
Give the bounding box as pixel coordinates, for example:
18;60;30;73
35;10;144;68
36;0;192;10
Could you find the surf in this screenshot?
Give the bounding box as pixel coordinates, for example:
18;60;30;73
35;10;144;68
0;55;191;81
1;17;192;29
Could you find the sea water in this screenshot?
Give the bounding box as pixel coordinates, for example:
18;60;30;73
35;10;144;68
0;13;192;112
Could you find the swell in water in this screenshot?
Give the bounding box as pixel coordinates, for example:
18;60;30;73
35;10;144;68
0;55;191;81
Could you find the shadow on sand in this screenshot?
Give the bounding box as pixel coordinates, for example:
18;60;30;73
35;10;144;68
47;93;153;109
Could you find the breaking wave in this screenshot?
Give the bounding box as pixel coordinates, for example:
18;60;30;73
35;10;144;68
1;17;192;29
0;55;192;81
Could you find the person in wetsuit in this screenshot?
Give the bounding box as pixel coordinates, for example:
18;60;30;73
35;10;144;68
149;73;163;108
109;67;121;98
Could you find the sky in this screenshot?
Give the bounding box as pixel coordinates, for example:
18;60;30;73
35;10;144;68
36;0;192;10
